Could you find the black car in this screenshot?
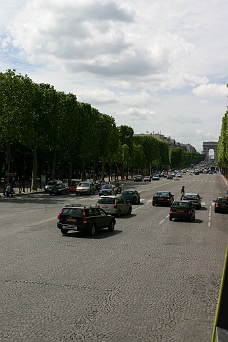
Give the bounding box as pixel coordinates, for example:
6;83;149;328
182;193;202;209
49;183;69;195
133;175;143;182
214;197;228;213
57;204;116;236
152;191;174;206
121;189;140;204
44;180;63;193
99;184;116;196
169;201;195;221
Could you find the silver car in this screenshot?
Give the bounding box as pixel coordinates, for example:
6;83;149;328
76;181;96;195
96;195;132;217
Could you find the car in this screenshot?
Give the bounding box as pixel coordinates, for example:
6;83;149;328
167;173;173;179
75;181;96;195
143;176;151;182
68;179;80;193
152;191;174;206
49;183;69;195
152;174;160;181
214;197;228;213
44;180;63;193
121;189;140;204
133;175;143;182
57;204;116;236
96;195;132;217
99;183;116;196
182;193;202;209
169;201;195;221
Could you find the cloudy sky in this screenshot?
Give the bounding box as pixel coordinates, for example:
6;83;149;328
1;0;228;152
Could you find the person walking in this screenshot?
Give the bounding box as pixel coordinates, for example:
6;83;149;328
6;183;11;198
181;186;185;200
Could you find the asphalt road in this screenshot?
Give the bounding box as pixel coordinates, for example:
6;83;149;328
0;173;228;342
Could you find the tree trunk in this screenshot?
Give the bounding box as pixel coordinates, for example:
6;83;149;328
31;142;37;190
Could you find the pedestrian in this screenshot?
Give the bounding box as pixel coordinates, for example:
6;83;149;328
181;186;185;199
6;183;11;198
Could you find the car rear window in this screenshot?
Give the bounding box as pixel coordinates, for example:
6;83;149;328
122;191;133;194
172;202;190;208
98;198;115;204
218;198;228;203
62;208;82;217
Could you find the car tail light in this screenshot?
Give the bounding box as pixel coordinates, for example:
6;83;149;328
170;208;173;213
215;203;218;207
57;208;64;219
114;203;117;208
188;210;191;214
82;209;87;223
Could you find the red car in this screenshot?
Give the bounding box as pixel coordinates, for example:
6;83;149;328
143;176;151;182
68;179;80;193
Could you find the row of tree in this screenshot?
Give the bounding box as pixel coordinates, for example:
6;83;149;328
0;69;204;190
217;109;228;179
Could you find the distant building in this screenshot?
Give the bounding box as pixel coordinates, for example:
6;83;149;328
134;132;196;152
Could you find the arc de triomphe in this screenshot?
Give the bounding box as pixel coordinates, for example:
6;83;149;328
202;141;218;160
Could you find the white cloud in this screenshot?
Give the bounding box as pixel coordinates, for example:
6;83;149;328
193;83;228;98
0;0;228;152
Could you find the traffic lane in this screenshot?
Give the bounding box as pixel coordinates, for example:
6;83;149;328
0;182;227;341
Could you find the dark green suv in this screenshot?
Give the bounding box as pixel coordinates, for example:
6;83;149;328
57;204;116;236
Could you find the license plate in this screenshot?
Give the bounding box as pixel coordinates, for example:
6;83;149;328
176;210;184;213
67;218;77;222
158;198;164;200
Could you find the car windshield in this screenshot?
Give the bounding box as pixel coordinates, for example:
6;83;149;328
78;182;90;187
98;198;115;204
122;191;134;195
102;184;112;189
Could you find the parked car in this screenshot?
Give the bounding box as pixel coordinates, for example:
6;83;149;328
152;191;174;206
99;184;116;196
96;195;132;217
169;201;195;221
57;204;116;236
76;181;96;195
182;193;202;209
68;179;80;193
167;173;173;179
50;183;69;195
143;176;151;182
44;180;62;193
214;197;228;213
121;189;140;204
133;175;143;182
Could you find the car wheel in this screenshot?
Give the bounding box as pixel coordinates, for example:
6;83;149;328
169;216;172;221
214;208;218;213
91;224;96;236
152;202;155;206
108;221;115;232
61;229;68;235
128;207;132;215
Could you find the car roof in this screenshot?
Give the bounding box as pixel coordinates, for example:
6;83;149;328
184;193;198;196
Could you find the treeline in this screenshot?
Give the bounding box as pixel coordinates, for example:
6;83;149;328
0;69;203;189
217;109;228;179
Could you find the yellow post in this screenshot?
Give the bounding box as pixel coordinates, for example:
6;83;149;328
211;244;228;342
